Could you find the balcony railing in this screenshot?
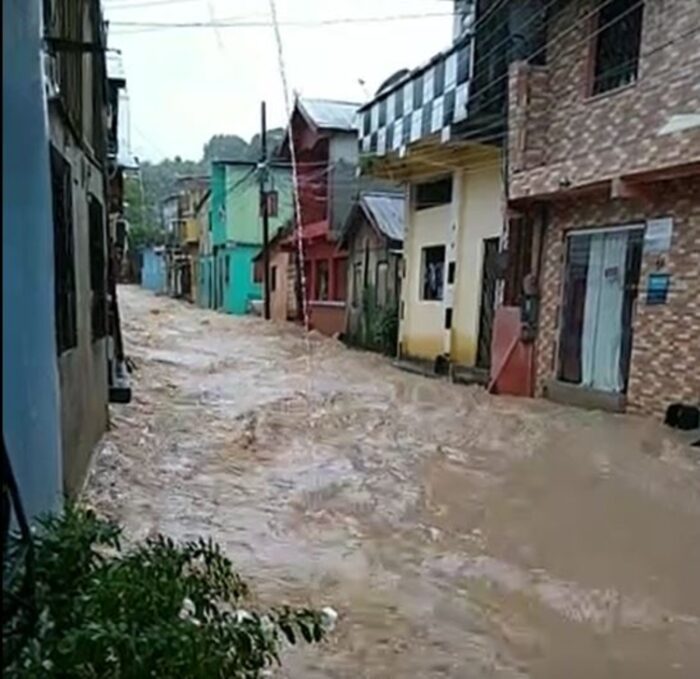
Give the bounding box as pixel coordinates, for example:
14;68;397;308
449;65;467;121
358;34;473;158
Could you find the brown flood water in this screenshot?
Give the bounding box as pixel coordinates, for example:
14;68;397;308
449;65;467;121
86;285;700;678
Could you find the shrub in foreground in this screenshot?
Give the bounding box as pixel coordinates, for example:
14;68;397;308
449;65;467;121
2;506;334;677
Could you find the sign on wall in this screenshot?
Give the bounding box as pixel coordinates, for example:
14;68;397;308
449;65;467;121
644;217;673;254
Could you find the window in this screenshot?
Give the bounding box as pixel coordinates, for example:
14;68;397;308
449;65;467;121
224;254;231;284
414;177;452;211
270;265;277;292
434;59;446;97
395;86;404;118
50;146;77;354
88;194;107;340
456;44;470;84
558;227;643;392
315;259;329;301
352;263;363;307
378;98;387;127
421;246;445;301
363;110;371;136
591;0;644;96
413;74;424;109
332;257;347;301
376;261;389;307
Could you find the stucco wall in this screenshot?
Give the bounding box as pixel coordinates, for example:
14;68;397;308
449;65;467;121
49;114;109;496
3;0;64;520
451;164;504;365
400;200;451;361
269;249;291;322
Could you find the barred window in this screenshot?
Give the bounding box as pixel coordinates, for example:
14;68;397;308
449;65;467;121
50;145;78;354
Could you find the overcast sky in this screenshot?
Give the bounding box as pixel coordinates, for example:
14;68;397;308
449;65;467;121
105;0;455;162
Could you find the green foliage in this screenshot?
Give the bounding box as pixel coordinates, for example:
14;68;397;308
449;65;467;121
347;285;399;356
3;506;330;678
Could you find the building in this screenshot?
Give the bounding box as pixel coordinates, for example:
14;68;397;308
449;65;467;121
3;0;131;506
161;182;205;303
252;224;299;322
339;191;405;353
194;189;213;308
499;0;700;417
3;0;64;519
44;0;122;495
358;0;516;374
175;176;208;303
277;98;361;336
208;160;294;315
141;246;167;294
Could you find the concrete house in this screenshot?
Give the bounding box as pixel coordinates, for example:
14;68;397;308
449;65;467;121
195;189;213;308
252;224;299;322
276;98;361;336
339;192;405;352
358;0;511;376
44;0;121;495
3;0;130;507
4;0;64;519
208;160;294;315
496;0;700;418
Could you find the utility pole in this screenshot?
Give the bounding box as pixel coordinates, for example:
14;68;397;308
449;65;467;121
260;101;271;320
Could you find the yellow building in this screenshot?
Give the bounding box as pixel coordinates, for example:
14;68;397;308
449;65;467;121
358;7;505;374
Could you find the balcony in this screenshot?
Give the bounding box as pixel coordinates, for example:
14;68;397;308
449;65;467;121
358;35;475;178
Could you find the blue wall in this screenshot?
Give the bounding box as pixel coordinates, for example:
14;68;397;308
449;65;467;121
141;247;166;293
2;0;63;520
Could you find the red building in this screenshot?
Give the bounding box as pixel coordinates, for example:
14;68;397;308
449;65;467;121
278;98;360;336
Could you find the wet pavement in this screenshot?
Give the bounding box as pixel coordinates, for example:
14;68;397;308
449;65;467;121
86;285;700;678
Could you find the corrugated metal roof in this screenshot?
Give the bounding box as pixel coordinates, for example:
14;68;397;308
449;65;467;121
299;98;360;132
361;192;405;243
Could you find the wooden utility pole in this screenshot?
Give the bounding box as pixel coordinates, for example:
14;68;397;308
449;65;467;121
260;101;271;320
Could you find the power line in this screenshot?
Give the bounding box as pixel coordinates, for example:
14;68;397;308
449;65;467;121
108;10;458;34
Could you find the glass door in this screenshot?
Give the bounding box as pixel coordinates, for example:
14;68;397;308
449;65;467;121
558;226;643;393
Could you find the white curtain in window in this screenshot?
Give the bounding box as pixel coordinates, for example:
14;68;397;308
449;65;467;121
581;230;628;392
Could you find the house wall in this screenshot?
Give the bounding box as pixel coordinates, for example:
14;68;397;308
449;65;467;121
452;163;504;365
400;200;452;361
49;114;109;496
211;164;294;315
508;0;700;199
400;160;503;364
2;0;63;520
216;245;260;315
142;247;166;293
536;176;700;418
345;217;399;342
269;249;292;321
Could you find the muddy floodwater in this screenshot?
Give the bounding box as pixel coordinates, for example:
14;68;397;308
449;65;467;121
86;285;700;678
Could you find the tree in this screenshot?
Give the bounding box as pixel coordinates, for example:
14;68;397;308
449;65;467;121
202;135;250;163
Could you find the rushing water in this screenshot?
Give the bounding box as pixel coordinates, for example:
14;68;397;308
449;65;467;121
86;286;700;678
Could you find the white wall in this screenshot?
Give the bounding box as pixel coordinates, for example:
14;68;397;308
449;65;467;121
451;163;504;365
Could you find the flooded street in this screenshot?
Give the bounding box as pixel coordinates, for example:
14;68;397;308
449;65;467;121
87;285;700;678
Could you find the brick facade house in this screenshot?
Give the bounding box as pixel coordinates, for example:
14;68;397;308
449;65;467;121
501;0;700;417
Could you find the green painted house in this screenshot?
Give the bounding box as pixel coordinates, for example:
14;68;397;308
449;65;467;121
205;160;293;315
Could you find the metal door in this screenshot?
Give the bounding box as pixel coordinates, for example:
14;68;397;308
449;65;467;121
476;238;500;369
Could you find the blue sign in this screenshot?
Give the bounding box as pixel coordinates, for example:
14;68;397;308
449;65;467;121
646;273;670;305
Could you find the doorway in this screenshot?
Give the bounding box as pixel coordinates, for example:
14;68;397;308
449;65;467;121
558;225;643;393
476;237;500;369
